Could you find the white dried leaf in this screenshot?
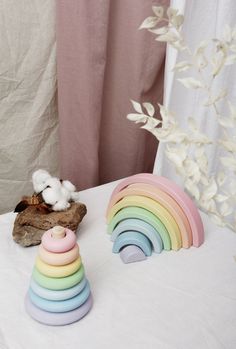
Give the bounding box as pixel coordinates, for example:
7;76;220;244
215;194;228;202
141;117;161;130
143;102;155;117
139;16;159;30
178;77;204;89
130;100;143;113
185;179;200;200
219;139;236;152
201;178;218;201
204;89;227;106
149;27;168;35
196;154;208;175
166;7;178;19
172;61;192;72
127;113;147;123
166;150;184;168
155;31;179;43
171;15;184;28
200;175;209;186
152;6;164;18
220;202;233;216
217;117;234;128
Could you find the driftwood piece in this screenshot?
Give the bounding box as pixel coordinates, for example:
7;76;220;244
12;202;87;247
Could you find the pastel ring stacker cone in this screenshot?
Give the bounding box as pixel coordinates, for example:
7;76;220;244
25;226;93;326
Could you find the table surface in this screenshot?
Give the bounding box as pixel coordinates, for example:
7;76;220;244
0;180;236;349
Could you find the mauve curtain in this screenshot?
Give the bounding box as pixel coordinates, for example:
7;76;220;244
56;0;168;190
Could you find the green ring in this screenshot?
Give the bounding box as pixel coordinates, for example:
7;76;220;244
32;265;85;290
108;206;171;250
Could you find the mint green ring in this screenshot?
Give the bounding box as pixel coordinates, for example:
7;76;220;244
32;265;85;290
107;206;171;250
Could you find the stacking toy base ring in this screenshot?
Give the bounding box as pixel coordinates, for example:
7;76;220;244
25;293;93;326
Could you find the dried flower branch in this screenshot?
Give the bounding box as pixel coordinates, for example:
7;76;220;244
128;6;236;231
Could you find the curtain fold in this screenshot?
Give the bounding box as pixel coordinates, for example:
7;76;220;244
0;0;58;214
57;0;168;190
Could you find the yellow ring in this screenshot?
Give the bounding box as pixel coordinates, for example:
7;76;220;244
35;256;82;278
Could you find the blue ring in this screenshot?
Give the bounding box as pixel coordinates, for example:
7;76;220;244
30;277;87;301
29;281;91;313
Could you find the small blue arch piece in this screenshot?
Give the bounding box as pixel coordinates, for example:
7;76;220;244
112;231;152;256
111;218;163;254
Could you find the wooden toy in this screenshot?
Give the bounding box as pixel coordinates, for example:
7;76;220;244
106;174;204;263
25;226;93;325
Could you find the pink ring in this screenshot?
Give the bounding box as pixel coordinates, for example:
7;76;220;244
42;228;76;253
38;244;80;266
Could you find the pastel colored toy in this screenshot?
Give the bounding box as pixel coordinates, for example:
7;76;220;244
38;244;79;266
28;281;91;313
42;228;76;253
107;183;192;248
33;264;85;290
120;245;146;264
30;277;88;301
111;218;163;253
109;173;204;247
25;293;93;326
112;231;152;256
35;256;81;278
25;226;92;325
106;173;204;263
108;206;171;250
108;195;182;251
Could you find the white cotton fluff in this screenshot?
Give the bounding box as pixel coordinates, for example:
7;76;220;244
62;180;76;192
32;169;80;211
42;177;71;211
32;169;51;193
70;191;80;202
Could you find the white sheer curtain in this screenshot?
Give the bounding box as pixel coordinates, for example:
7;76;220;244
153;0;236;227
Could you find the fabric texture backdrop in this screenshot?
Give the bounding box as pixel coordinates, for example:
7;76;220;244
0;0;59;214
154;0;236;187
57;0;168;190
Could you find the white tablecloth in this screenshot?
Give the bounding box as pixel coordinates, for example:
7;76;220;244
0;180;236;349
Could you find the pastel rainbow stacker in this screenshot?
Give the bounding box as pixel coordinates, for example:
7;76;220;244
25;226;93;326
106;173;204;263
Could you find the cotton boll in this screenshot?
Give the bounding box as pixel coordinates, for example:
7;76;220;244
71;191;80;202
61;186;71;202
53;200;70;211
42;187;60;205
32;169;51;193
62;180;76;192
45;177;61;190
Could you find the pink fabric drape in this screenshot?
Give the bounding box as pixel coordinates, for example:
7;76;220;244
56;0;168;190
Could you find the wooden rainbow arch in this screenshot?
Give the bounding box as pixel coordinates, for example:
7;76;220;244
106;173;204;263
